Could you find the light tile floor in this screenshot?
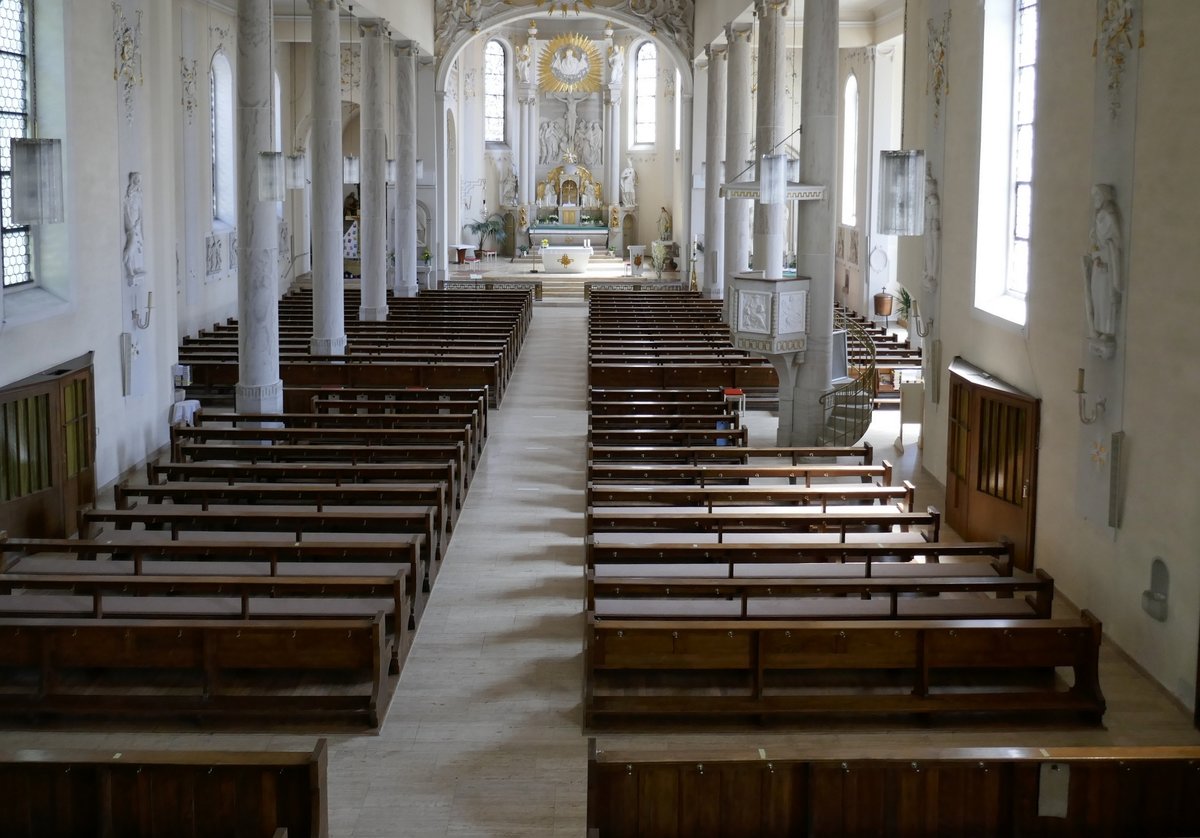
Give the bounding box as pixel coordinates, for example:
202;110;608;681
0;303;1195;836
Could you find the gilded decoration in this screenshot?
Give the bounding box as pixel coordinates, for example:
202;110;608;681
539;33;603;93
541;159;601;206
1094;0;1141;119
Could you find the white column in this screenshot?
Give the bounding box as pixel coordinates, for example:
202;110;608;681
789;0;839;444
394;41;419;297
359;21;388;321
604;89;621;203
234;0;282;414
678;89;694;280
308;0;346;355
703;44;727;299
723;22;753;309
753;0;789;281
518;87;536;206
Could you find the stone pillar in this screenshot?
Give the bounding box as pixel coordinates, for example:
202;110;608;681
703;44;727;299
308;0;346;355
788;0;839;444
678;89;695;280
604;89;621;206
359;21;388;321
723;23;753;312
234;0;282;414
753;0;789;281
394;41;419;297
518;86;536;206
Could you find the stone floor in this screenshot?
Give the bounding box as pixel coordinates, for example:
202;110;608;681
0;302;1196;836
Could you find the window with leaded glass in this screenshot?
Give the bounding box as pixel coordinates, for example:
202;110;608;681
209;51;235;225
484;40;506;144
633;42;656;146
0;0;31;289
1008;0;1038;300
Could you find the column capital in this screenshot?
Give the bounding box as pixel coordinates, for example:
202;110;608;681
725;23;753;44
306;0;339;11
705;44;727;62
392;40;419;58
695;55;709;70
358;19;386;38
754;0;790;17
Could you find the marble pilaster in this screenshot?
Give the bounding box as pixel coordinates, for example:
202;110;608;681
234;0;282;414
703;45;727;299
753;0;789;281
309;0;346;354
788;0;839;445
723;23;754;312
395;41;419;297
678;90;695;279
359;21;388;322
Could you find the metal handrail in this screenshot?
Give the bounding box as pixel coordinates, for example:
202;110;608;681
817;310;876;446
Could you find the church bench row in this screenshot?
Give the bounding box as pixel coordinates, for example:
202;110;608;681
585;481;917;511
588;362;778;391
587;461;891;486
587;740;1200;836
79;502;442;581
148;458;463;516
2;532;425;660
586;443;874;464
587;386;733;405
0;613;395;730
588;412;741;431
184;407;486;463
586;567;1054;620
585;507;941;542
588;400;736;417
0;569;412;668
588;426;750;447
0;739;327;837
583;611;1106;727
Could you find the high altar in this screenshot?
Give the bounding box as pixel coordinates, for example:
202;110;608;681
529;154;609;248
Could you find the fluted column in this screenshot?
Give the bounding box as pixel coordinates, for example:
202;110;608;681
359;21;388;321
703;44;727;299
234;0;281;414
309;0;346;354
723;23;753;311
394;41;419;297
753;0;789;281
788;0;839;444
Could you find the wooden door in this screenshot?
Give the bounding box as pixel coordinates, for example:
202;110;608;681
945;357;1040;571
0;352;95;538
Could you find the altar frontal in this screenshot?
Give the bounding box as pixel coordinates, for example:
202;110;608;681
541;245;594;274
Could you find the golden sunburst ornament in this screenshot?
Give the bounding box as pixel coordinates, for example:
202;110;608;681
559;254;574;267
539;33;602;93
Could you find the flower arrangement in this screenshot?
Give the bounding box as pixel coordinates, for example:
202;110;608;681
650;241;669;279
541;238;550;248
421;248;431;263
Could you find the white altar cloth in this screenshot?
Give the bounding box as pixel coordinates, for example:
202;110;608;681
541;245;593;274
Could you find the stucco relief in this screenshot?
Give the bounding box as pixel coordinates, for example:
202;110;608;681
927;11;950;122
113;2;143;127
737;290;772;334
777;291;807;334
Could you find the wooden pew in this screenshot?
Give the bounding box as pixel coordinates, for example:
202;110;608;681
0;613;395;729
587;427;750;447
147;459;463;517
586;506;941;543
587;740;1200;836
587;444;874;465
583;611;1106;726
0;740;328;837
588;412;740;430
585;481;917;511
586;461;892;486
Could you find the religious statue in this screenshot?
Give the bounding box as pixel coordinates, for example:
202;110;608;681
545;181;558;207
515;42;532;85
122;171;146;284
1082;183;1123;358
657;206;672;242
500;161;518;207
206;234;222;274
551;47;588;83
923;163;942;293
607;44;624;87
343;190;359;218
620;158;637;206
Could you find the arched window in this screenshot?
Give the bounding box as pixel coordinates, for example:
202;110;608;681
633;41;656;145
209;50;235;225
483;39;507;144
974;0;1038;325
841;73;859;227
0;0;31;288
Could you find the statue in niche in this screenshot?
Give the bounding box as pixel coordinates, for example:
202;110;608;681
515;42;532;85
544;181;557;208
122;171;146;284
923;163;942;293
1082;183;1123;358
343;190;359;218
501;160;518;206
607;44;624;87
657;206;672;242
620;157;637;206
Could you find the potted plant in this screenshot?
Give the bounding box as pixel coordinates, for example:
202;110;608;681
895;286;913;327
464;213;508;255
420;248;431;266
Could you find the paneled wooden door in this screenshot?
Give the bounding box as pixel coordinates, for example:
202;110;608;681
0;352;95;538
946;357;1040;572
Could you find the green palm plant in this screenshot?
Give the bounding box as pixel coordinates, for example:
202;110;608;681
465;213;508;252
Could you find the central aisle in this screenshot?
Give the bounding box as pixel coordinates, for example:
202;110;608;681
327;303;591;836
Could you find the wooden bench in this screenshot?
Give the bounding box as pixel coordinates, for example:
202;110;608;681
587;443;874;465
0;613;395;729
586;461;892;486
585;482;917;511
588;412;741;430
587;740;1200;836
0;740;327;837
583;611;1106;726
588;387;729;404
586;506;941;543
587;427;750;447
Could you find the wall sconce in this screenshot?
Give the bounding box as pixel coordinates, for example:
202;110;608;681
877;149;925;236
1075;367;1105;424
257;151;285;202
285;152;306;190
343;154;360;184
132;290;153;330
11;138;65;224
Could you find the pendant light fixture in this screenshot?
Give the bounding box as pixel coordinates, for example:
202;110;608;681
286;0;306;189
343;8;360;184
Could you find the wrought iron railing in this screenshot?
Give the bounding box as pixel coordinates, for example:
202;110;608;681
817;310;876;446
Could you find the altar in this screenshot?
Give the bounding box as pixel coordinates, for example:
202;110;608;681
529;224;609;249
540;245;593;274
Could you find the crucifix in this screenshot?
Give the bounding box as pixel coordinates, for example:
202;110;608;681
546;90;586;150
